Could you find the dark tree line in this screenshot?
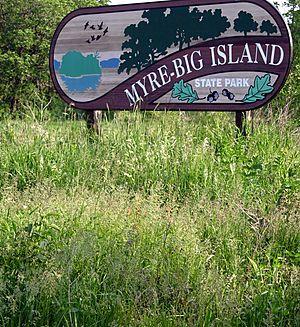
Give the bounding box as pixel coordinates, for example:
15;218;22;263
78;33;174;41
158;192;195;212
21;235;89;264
118;7;231;75
119;7;280;75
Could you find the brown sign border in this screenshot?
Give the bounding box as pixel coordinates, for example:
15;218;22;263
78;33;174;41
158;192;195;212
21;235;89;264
49;0;293;112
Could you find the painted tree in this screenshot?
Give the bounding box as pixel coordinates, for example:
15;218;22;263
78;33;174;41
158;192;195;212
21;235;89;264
198;9;231;40
188;8;203;45
141;9;170;63
234;11;258;36
260;20;278;36
118;23;149;74
119;9;170;74
166;6;199;50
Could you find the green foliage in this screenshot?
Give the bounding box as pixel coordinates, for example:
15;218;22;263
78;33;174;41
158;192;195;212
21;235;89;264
234;10;258;36
287;0;300;52
171;79;199;103
0;112;299;326
243;74;274;103
272;0;300;116
0;0;108;113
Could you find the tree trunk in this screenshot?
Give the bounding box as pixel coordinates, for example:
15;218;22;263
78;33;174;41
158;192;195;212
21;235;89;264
86;110;102;136
150;52;155;64
179;39;184;50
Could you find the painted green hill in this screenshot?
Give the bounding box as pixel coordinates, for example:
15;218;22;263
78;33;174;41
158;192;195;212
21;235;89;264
59;51;101;77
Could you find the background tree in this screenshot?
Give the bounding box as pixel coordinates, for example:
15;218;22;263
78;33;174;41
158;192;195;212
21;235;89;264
275;0;300;115
234;10;258;36
198;9;231;40
260;19;278;35
284;0;300;53
0;0;108;114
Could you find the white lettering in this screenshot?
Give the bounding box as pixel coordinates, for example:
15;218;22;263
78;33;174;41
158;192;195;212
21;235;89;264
172;58;185;78
270;44;284;66
228;44;239;64
183;54;192;74
254;43;270;64
210;46;217;67
225;78;231;87
135;76;149;97
124;85;140;106
147;72;162;91
243;78;249;87
240;43;253;63
158;65;171;86
191;50;203;70
217;45;227;65
236;78;243;87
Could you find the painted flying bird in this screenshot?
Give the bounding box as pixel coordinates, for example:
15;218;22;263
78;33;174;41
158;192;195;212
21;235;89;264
84;21;89;30
98;22;103;30
96;34;102;40
86;39;91;43
90;24;95;30
103;26;109;35
91;35;96;41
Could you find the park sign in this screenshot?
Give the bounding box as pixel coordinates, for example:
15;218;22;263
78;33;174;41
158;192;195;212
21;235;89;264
49;0;292;112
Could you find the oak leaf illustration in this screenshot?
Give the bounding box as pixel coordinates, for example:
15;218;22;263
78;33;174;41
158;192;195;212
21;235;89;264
243;74;274;103
172;79;199;103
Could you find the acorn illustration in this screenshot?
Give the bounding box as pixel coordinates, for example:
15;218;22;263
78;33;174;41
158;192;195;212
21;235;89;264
222;89;235;100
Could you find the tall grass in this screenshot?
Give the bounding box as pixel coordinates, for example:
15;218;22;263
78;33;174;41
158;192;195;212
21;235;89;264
0;111;298;204
0;110;299;326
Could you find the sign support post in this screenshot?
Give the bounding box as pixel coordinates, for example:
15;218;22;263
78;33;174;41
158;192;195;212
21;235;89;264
235;111;247;136
86;110;102;135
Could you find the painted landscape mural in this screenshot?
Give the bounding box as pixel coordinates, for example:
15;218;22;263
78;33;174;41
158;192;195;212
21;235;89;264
50;0;291;111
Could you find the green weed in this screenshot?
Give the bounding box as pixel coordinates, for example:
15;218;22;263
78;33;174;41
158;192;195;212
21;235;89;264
0;111;299;326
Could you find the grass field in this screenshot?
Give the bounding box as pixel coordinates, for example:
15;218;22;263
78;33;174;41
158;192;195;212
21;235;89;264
0;109;299;326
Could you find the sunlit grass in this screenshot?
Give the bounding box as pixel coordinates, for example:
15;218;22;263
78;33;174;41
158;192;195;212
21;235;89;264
0;110;299;326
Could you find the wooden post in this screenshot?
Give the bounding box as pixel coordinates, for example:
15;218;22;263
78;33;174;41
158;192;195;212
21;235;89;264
86;110;102;136
235;111;246;137
250;110;254;134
